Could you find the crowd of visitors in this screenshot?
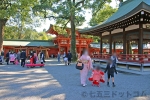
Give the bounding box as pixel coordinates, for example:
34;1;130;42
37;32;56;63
0;48;118;88
57;51;72;65
0;50;45;66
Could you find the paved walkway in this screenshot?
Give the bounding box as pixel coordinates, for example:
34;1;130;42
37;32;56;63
0;59;150;100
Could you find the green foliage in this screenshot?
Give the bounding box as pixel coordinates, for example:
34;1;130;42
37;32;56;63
53;25;68;35
33;0;112;28
90;4;117;26
1;0;113;58
4;26;53;40
33;0;111;61
0;0;38;20
0;0;40;51
81;35;100;43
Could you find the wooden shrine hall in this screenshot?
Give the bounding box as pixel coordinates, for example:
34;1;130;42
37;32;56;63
79;0;150;73
3;40;53;59
79;0;150;55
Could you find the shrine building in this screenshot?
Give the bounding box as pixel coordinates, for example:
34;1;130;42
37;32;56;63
79;0;150;55
78;0;150;72
2;25;99;57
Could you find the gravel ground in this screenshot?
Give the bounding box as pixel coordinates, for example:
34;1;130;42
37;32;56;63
0;59;150;100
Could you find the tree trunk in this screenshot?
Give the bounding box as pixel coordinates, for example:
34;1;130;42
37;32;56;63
70;11;77;61
0;19;7;51
18;25;22;39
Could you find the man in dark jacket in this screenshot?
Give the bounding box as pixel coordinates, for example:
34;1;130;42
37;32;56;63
20;50;26;67
67;51;72;65
5;51;10;65
104;59;117;87
40;51;45;64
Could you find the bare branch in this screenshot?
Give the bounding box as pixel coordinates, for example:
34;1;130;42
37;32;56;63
75;17;79;24
92;1;106;16
75;0;85;7
63;20;70;29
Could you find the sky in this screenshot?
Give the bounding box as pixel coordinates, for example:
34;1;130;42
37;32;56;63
35;0;119;32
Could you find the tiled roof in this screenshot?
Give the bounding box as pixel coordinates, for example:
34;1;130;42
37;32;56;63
3;40;54;47
79;0;150;33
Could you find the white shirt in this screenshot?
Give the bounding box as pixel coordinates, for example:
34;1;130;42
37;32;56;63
110;64;113;68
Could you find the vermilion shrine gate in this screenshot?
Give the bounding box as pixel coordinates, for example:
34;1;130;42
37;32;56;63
47;25;93;54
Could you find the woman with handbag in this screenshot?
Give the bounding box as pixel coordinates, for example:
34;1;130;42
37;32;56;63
78;49;93;87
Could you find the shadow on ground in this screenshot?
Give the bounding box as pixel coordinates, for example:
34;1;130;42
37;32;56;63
0;59;149;100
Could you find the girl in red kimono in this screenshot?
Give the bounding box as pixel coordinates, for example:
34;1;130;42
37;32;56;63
89;66;105;87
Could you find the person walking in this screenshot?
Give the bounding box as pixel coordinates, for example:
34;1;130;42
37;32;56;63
57;52;61;63
62;52;66;63
78;49;93;87
38;51;41;62
67;51;72;65
40;51;45;64
6;51;10;65
110;52;118;67
33;51;37;64
1;50;4;63
30;51;34;58
20;50;26;67
17;51;21;63
14;52;17;58
104;59;118;87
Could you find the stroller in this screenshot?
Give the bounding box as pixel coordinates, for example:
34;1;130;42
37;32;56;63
9;54;16;64
0;56;2;65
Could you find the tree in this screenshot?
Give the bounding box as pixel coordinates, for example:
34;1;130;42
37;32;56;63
0;0;38;51
53;25;68;36
90;4;117;26
81;34;100;43
4;26;19;39
34;0;111;61
4;26;52;40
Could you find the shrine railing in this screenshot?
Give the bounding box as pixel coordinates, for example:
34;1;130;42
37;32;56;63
91;54;150;64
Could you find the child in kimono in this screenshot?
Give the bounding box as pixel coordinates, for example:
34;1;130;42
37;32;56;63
104;59;118;87
89;65;105;87
15;58;19;65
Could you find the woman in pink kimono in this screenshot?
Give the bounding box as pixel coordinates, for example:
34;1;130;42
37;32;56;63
79;49;93;87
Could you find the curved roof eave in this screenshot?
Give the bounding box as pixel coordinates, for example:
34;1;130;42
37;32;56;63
79;0;150;34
